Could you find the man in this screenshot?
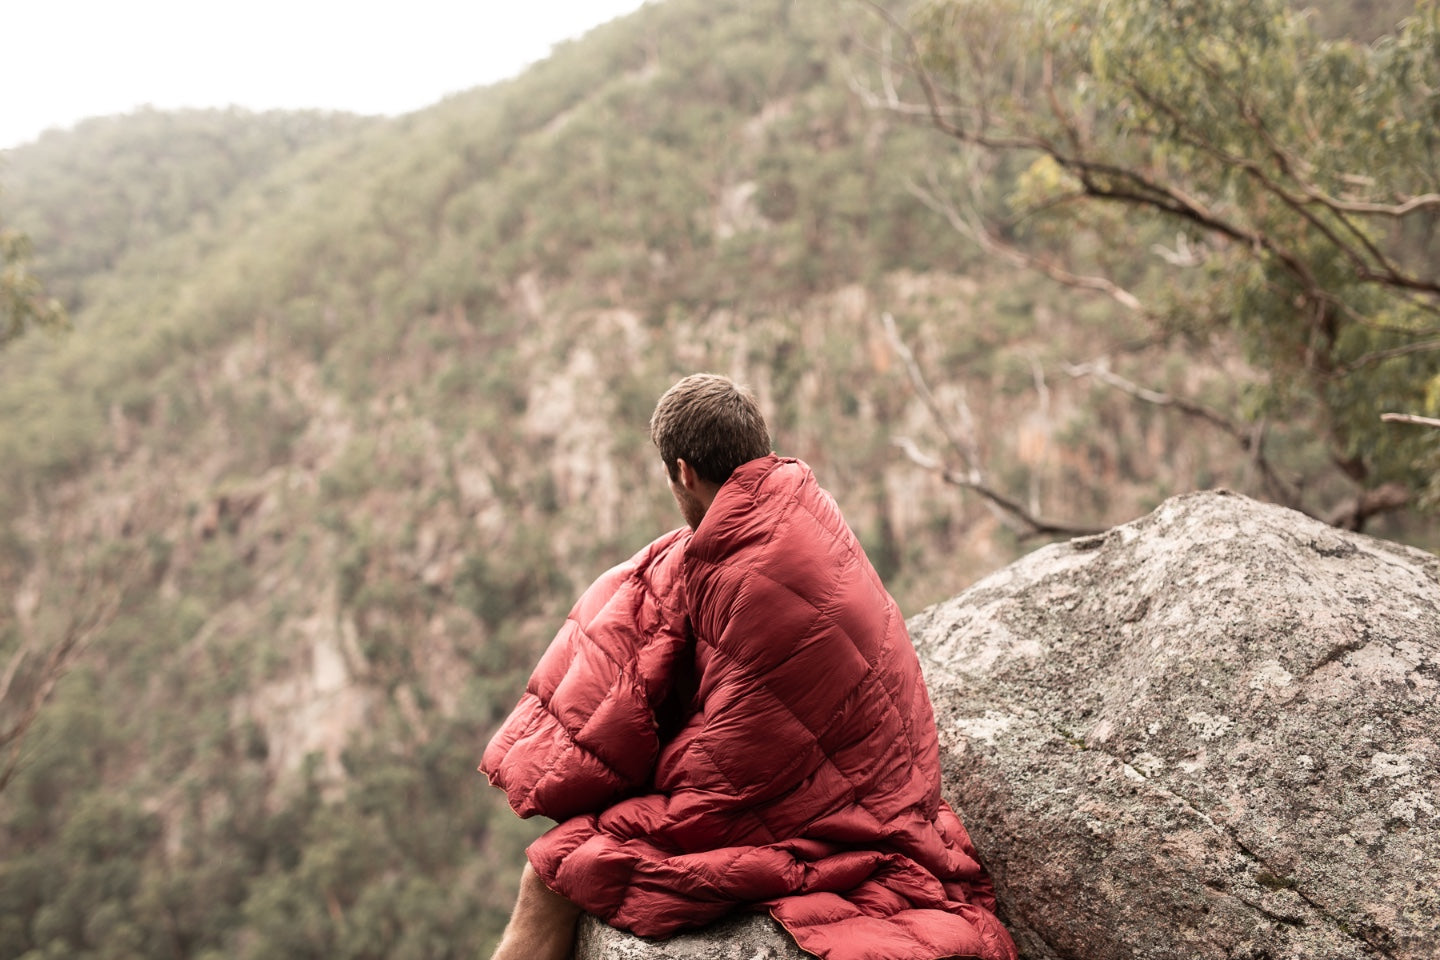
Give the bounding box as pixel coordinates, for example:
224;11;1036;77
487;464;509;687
482;374;1016;960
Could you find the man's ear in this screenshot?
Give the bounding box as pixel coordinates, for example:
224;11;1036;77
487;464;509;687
675;458;700;492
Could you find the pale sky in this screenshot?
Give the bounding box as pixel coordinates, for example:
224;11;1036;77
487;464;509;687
1;0;651;150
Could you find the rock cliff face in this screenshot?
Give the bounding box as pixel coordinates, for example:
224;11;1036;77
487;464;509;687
575;490;1440;959
917;490;1440;959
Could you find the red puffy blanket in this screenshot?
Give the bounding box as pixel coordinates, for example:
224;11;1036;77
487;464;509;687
482;456;1016;960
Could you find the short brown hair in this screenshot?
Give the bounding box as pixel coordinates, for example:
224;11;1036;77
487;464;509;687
650;374;771;485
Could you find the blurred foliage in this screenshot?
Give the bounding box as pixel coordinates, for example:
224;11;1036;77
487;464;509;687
0;208;66;346
0;0;1434;957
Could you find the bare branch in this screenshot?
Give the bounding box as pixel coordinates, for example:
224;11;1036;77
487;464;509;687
905;176;1147;313
1306;192;1440;218
892;437;1107;538
0;639;34;716
1339;338;1440;375
0;578;120;793
1064;360;1234;432
1151;232;1207;267
845;60;948;118
882;314;1109;538
1323;482;1411;531
1381;412;1440;429
879;26;901;107
855;0;1054;153
881;313;984;480
1064;360;1308;511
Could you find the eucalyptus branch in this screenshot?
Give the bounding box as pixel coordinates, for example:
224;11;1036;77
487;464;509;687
1126;73;1366;256
892;437;1107;538
1338;338;1440;376
1065;159;1327;303
1128;64;1439;299
860;0;1436;305
858;0;1435;523
1353;264;1440;297
1064;360;1307;510
1063;159;1249;243
905;175;1146;312
857;0;1298;283
1180;43;1440;222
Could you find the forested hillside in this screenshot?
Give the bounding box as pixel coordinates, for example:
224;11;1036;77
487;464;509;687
0;0;1434;957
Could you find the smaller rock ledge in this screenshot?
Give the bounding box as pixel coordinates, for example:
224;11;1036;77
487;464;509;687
575;911;809;959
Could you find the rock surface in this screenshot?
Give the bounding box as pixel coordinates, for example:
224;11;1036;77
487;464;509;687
918;490;1440;959
576;491;1440;959
575;912;809;959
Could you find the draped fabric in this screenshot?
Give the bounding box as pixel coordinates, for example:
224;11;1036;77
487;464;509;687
482;455;1016;960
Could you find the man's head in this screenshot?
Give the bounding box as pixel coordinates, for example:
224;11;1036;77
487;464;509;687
650;374;771;527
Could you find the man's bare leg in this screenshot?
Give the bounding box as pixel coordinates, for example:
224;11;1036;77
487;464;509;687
491;862;583;960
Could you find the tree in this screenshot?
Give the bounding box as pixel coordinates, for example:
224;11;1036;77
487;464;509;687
861;0;1440;526
0;559;127;794
0;199;72;793
0;211;66;346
